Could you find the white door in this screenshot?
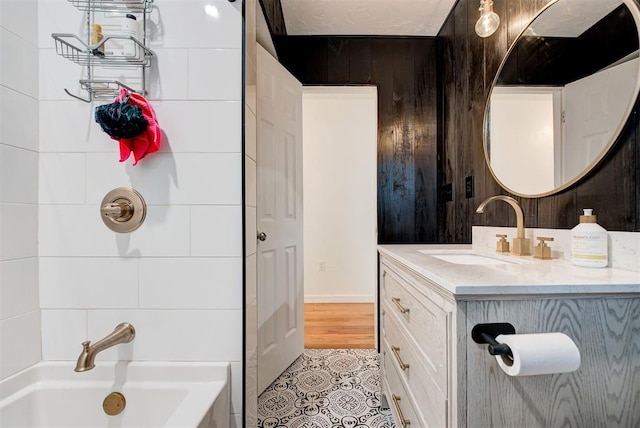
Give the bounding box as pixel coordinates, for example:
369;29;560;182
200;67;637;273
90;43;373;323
256;44;304;394
562;57;639;182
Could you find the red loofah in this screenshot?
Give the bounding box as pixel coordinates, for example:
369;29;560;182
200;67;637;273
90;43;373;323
113;88;161;165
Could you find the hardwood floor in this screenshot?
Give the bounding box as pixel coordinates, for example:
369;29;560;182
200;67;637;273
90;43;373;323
304;303;375;349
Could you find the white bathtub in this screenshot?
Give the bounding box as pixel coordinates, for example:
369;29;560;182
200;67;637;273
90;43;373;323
0;362;229;428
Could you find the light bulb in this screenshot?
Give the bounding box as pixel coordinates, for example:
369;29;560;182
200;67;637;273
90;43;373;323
204;4;220;18
475;1;500;38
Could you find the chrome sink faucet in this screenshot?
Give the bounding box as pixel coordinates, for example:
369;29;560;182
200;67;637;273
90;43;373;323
476;195;531;256
74;323;135;372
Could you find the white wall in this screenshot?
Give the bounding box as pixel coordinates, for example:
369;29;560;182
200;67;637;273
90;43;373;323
302;87;377;303
36;0;243;425
0;0;41;381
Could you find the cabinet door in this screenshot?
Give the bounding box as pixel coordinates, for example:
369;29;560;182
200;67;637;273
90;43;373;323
465;298;640;427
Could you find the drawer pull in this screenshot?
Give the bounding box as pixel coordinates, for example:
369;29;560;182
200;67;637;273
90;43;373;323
391;394;411;427
391;297;410;314
391;346;410;370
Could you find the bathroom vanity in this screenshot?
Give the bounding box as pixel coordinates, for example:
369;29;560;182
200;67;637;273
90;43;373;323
378;245;640;427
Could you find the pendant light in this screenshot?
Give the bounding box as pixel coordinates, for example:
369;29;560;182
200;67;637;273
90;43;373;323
475;0;500;38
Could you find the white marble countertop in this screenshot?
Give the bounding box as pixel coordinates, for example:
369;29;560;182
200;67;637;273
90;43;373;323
378;244;640;298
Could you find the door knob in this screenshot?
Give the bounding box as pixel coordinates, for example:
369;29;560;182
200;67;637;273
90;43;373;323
257;232;267;241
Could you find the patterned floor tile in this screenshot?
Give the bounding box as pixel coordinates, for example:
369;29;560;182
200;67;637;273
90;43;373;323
258;349;395;428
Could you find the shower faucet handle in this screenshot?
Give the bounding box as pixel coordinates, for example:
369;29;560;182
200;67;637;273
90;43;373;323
101;202;133;220
100;188;146;233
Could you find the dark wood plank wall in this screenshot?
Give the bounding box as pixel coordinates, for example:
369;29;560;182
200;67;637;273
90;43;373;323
499;5;638;86
438;0;640;243
258;0;287;37
275;36;439;244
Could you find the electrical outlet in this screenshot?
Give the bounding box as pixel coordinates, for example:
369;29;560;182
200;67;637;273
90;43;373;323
465;176;474;198
319;260;326;271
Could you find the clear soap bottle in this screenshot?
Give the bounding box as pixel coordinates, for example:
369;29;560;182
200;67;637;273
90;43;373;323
571;209;608;268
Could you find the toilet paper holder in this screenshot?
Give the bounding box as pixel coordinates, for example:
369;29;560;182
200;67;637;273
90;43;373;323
472;323;516;358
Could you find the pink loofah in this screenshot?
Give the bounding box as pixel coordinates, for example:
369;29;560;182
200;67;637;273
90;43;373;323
114;88;161;165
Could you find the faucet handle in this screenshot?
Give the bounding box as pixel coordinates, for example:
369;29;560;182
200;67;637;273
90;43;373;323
533;236;554;260
495;234;510;253
81;340;91;351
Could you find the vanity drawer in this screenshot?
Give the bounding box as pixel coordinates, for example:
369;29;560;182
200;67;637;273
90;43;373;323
381;267;449;379
382;342;421;428
381;303;447;399
382;303;448;427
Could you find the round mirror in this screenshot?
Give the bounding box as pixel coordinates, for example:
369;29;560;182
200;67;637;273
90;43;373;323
484;0;640;197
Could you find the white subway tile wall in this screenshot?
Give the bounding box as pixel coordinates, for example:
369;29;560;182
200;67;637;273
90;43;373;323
139;258;242;309
187;49;242;100
40;309;88;360
0;258;39;319
191;206;243;256
37;0;85;49
0;0;38;46
0;144;38;204
0;86;39;151
38;48;83;101
38;153;86;204
0;310;41;379
0;28;39;98
86;309;242;361
146;49;190;100
33;0;243;424
152;101;242;152
39;101;112;152
0;0;40;380
38;205;192;257
0;204;38;260
39;258;139;309
84;153;242;205
145;0;241;50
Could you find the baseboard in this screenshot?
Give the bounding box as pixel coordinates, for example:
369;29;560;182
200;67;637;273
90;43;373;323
304;294;375;303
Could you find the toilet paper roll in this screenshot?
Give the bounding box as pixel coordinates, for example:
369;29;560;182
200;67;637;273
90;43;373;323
495;333;580;376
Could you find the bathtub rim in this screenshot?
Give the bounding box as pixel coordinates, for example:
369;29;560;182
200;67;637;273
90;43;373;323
0;361;230;428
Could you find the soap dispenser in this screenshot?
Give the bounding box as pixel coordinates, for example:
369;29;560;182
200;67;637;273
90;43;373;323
571;209;608;268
